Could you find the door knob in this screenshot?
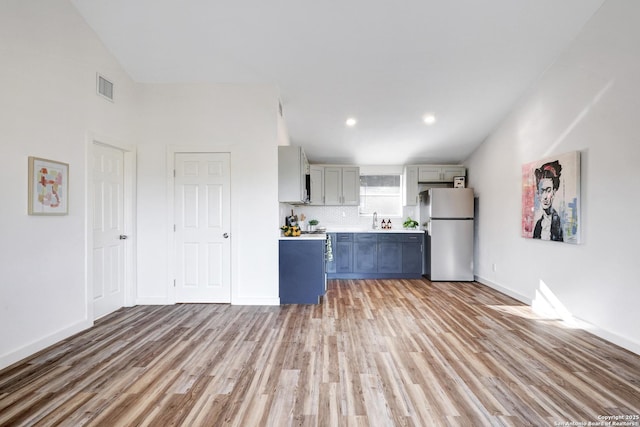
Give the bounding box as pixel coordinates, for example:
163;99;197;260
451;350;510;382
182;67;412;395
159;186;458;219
119;235;128;240
223;233;229;239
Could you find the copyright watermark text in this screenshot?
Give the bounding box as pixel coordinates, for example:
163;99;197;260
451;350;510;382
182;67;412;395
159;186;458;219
554;414;640;426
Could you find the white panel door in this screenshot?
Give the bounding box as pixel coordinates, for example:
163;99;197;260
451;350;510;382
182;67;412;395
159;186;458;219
92;144;125;319
174;153;231;303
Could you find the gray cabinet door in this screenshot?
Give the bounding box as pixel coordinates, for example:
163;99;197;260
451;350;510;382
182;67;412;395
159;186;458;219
323;167;342;205
341;167;360;205
309;166;324;205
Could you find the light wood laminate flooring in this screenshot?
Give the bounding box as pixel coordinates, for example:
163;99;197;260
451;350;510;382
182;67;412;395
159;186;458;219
1;279;639;426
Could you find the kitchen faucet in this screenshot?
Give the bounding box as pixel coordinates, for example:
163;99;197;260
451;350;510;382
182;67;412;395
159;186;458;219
372;212;378;229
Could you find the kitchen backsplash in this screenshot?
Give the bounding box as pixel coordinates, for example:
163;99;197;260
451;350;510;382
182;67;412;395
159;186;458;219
280;203;419;230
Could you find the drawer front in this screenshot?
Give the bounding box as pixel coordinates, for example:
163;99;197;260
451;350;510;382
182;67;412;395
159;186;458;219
336;233;353;242
354;233;377;242
399;233;423;242
377;233;401;242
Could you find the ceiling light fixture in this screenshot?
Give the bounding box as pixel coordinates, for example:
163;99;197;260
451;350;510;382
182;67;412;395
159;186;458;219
423;114;436;125
345;117;357;127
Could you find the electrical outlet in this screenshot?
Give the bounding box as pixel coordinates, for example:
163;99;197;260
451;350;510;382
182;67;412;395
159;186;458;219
492;263;497;272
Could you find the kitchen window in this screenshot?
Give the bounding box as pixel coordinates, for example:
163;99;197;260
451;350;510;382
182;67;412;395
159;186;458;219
359;174;402;217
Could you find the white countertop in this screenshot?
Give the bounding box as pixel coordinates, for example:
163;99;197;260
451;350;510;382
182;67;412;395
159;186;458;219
279;233;327;241
279;228;425;240
325;227;425;233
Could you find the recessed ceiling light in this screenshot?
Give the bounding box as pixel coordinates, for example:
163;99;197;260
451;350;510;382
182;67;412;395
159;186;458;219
423;114;436;125
345;117;357;127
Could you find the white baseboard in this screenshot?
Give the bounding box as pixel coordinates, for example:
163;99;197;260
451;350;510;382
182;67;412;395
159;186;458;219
0;319;92;371
232;296;280;306
136;296;281;306
135;297;171;305
475;275;532;305
475;275;640;356
570;316;640;355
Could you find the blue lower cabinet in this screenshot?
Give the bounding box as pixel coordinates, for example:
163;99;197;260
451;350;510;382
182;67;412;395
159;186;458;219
335;233;353;273
279;240;326;304
402;242;423;274
327;232;424;279
378;242;402;273
400;234;423;275
354;234;377;273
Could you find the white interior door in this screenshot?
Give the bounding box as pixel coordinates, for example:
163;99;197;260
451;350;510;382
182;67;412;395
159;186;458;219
92;144;125;319
174;153;231;303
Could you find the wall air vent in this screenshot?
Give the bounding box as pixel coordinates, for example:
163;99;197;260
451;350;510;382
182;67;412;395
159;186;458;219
96;73;114;102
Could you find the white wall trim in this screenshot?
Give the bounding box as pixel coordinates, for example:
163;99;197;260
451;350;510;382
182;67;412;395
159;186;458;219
233;297;280;306
475;275;532;305
574;321;640;356
136;297;172;305
86;133;137;321
0;320;92;370
475;276;640;355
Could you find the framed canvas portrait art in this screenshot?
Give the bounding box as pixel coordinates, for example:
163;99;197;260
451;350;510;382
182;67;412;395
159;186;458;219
521;151;580;244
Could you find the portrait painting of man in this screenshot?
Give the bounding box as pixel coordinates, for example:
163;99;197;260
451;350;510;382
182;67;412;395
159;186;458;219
521;151;580;244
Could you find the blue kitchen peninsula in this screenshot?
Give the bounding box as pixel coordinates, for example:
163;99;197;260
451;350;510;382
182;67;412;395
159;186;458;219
279;234;327;304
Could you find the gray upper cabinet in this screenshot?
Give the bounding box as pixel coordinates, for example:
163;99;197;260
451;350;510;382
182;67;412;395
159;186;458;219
403;166;419;206
404;164;466;205
341;167;360;205
309;165;324;205
323;166;359;206
417;165;465;183
278;146;309;204
441;166;466;182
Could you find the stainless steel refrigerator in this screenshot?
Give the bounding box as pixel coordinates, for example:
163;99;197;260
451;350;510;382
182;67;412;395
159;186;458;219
420;188;474;281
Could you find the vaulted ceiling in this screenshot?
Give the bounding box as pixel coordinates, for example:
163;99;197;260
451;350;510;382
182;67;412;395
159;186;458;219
71;0;604;165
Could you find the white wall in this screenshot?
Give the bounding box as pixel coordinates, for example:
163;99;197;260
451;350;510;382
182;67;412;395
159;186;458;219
466;0;640;354
135;84;281;305
0;0;139;368
0;1;281;370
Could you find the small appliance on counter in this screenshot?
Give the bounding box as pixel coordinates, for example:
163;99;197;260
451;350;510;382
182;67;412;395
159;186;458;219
285;209;298;227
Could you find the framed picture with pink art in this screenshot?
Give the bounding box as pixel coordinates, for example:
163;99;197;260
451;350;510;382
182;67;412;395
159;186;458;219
521;151;580;244
28;156;69;215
